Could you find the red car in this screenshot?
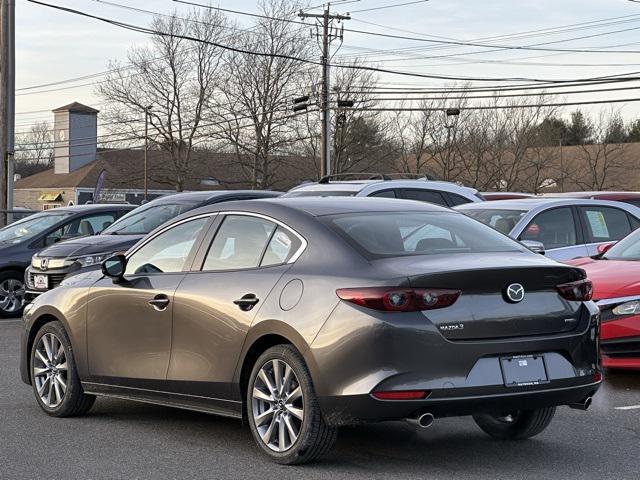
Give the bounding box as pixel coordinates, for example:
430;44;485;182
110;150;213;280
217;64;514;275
567;231;640;370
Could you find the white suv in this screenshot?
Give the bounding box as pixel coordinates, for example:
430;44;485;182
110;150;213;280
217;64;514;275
284;176;483;207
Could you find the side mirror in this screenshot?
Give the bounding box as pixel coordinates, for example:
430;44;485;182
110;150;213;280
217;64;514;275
521;240;545;255
597;242;616;255
101;254;127;282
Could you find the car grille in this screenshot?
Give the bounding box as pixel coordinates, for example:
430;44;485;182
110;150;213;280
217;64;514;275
601;337;640;358
28;271;67;291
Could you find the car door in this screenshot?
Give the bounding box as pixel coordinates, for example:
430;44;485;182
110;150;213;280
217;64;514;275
518;207;588;261
577;205;634;256
86;215;211;385
167;213;304;399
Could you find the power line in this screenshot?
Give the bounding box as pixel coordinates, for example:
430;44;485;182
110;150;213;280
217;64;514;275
349;96;640;111
28;0;640;85
349;1;429;13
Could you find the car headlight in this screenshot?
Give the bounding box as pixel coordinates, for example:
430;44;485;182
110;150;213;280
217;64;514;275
612;300;640;316
76;253;111;267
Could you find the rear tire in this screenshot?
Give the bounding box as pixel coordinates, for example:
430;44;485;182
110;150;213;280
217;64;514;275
30;321;95;417
473;407;556;440
246;345;337;464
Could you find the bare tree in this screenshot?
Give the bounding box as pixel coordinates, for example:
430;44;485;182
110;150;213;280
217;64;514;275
97;9;228;191
213;0;313;189
14;121;54;176
568;110;629;190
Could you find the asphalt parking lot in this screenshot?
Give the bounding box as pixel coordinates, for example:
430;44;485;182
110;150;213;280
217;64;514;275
1;318;639;480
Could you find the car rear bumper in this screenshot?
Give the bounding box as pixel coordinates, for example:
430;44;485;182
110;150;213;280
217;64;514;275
319;379;601;425
309;302;601;426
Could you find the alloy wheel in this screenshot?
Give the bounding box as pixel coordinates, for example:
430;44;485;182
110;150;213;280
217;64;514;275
33;333;68;408
251;359;304;452
0;278;24;313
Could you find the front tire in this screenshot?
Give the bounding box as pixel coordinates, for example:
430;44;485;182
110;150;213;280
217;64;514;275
30;321;95;417
472;407;556;440
247;345;337;464
0;270;25;318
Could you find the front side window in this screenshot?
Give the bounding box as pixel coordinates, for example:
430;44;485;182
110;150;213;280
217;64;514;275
0;211;73;244
104;203;195;235
203;216;276;271
520;207;577;249
326;211;525;258
579;206;632;243
125;217;209;275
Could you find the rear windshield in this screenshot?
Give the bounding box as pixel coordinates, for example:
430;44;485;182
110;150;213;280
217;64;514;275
103;203;195;235
325;211;526;258
456;208;527;235
284;190;356;197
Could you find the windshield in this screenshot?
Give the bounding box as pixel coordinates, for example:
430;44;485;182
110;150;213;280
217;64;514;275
325;211;526;258
103;203;195;235
603;228;640;260
456;208;527;235
0;211;73;244
284;190;357;197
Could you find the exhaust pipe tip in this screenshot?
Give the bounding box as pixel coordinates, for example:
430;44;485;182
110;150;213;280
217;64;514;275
569;396;592;411
407;413;435;428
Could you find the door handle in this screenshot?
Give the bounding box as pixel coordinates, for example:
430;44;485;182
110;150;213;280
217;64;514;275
233;294;260;312
148;294;170;311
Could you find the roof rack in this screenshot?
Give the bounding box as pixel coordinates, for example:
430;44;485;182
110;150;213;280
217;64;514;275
317;172;433;184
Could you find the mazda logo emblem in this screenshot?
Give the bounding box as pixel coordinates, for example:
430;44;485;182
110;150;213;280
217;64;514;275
505;283;525;303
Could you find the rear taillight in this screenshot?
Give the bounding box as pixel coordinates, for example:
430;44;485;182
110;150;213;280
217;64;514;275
557;279;593;301
336;287;461;312
372;390;430;400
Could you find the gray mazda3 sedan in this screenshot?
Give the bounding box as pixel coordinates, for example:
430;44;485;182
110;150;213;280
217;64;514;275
19;198;601;464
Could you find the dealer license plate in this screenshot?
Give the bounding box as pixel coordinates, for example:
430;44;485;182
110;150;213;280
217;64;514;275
500;355;548;387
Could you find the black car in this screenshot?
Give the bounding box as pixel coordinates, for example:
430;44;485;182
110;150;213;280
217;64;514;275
0;204;134;317
20;198;601;464
25;190;281;301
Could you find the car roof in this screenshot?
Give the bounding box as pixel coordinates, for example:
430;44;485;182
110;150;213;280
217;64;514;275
151;190;281;203
42;203;135;214
187;196;452;218
455;197;639;211
287;179;479;196
544;191;640;199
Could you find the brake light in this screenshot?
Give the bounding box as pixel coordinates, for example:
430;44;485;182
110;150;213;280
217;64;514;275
372;390;430;400
557;279;593;301
336;287;461;312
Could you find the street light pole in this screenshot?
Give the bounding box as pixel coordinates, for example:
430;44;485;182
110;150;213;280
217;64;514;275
143;105;152;201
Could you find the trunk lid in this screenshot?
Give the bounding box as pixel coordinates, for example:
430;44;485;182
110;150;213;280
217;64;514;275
373;253;587;340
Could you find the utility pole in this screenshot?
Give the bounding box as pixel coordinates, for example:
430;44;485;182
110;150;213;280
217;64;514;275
143;105;152;202
0;0;14;226
299;6;350;178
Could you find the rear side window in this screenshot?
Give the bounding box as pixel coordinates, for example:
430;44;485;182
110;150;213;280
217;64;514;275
520;207;576;249
326;212;524;258
261;227;302;266
446;193;473;206
578;206;632;242
369;189;396;199
401;189;448;206
203;215;276;271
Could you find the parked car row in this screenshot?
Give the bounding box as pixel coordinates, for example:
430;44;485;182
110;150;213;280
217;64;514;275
9;175;640;463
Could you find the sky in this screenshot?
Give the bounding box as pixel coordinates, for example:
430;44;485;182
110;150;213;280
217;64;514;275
14;0;640;132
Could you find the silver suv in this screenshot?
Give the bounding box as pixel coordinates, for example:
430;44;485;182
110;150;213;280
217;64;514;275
284;175;483;207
